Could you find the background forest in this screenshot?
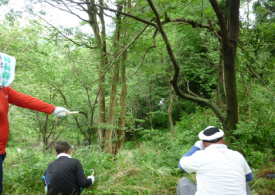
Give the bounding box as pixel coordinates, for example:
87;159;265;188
1;0;275;194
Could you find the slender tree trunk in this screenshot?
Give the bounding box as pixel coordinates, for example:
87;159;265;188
149;80;154;130
216;41;226;109
105;2;123;154
86;0;107;151
113;53;127;155
168;65;174;136
112;0;130;155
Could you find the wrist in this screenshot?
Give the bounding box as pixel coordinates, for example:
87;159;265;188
52;107;56;114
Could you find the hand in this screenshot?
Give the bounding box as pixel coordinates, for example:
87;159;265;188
87;175;95;183
194;140;204;150
53;107;69;117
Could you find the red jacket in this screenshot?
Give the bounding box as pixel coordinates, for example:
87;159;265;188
0;87;55;154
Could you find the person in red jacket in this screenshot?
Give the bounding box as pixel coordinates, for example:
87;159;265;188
0;52;69;194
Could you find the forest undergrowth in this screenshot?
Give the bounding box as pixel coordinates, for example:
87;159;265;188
3;108;275;195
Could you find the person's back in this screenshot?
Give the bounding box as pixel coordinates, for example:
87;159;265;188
46;141;94;195
188;145;248;195
177;126;253;195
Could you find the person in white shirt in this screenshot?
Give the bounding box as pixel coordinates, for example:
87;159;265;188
177;126;254;195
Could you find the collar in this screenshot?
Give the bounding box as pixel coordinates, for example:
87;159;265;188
205;144;227;150
57;153;71;159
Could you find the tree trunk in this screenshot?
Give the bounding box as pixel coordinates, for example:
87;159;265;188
112;0;130;155
216;41;226;109
168;65;174;136
86;0;107;151
149;80;154;130
113;52;127;155
104;2;123;154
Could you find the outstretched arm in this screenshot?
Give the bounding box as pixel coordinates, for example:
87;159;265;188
7;87;69;116
7;87;55;114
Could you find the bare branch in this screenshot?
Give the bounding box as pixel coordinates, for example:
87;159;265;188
94;24;149;82
209;19;222;40
67;0;158;28
244;60;270;91
134;29;157;74
185;79;199;97
169;18;211;29
35;14;96;49
47;119;58;140
73;115;89;140
4;31;20;53
208;0;230;47
50;122;66;144
245;78;256;97
43;0;89;22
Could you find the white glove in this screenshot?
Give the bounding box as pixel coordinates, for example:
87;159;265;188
52;107;69;117
194;140;204;150
87;175;95;183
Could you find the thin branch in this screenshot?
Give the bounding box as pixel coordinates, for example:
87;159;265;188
67;0;158;28
50;122;66;145
245;78;257;97
209;19;222;40
168;18;211;29
90;85;101;127
35;15;96;49
244;60;270;91
43;0;89;22
36;112;43;134
4;31;20;53
53;85;71;108
185;79;199;97
134;29;158;74
94;24;149;82
47;119;58;140
74;115;89;140
208;0;230;47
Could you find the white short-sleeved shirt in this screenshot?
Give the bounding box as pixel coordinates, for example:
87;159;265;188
179;144;252;195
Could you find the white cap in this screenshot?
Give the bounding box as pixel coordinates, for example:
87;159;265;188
198;126;224;141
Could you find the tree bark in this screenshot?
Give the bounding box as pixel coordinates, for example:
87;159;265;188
86;0;107;151
149;80;154;130
209;0;240;134
168;65;174;136
104;2;123;154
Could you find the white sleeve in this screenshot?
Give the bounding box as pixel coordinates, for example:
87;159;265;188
243;158;252;175
179;152;200;173
237;152;252;175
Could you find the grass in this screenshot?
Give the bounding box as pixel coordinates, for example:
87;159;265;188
2;140;275;195
2;143;181;195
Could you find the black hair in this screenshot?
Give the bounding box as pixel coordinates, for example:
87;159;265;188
55;141;70;154
203;137;223;143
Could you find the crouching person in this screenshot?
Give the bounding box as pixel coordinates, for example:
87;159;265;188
177;126;253;195
43;141;94;195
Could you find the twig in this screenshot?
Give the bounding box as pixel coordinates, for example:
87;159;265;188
43;0;89;22
209;19;222;40
134;29;158;74
37;15;96;49
4;31;20;53
68;0;158;28
94;24;149;82
245;78;256;97
244;60;270;91
185;79;199;97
